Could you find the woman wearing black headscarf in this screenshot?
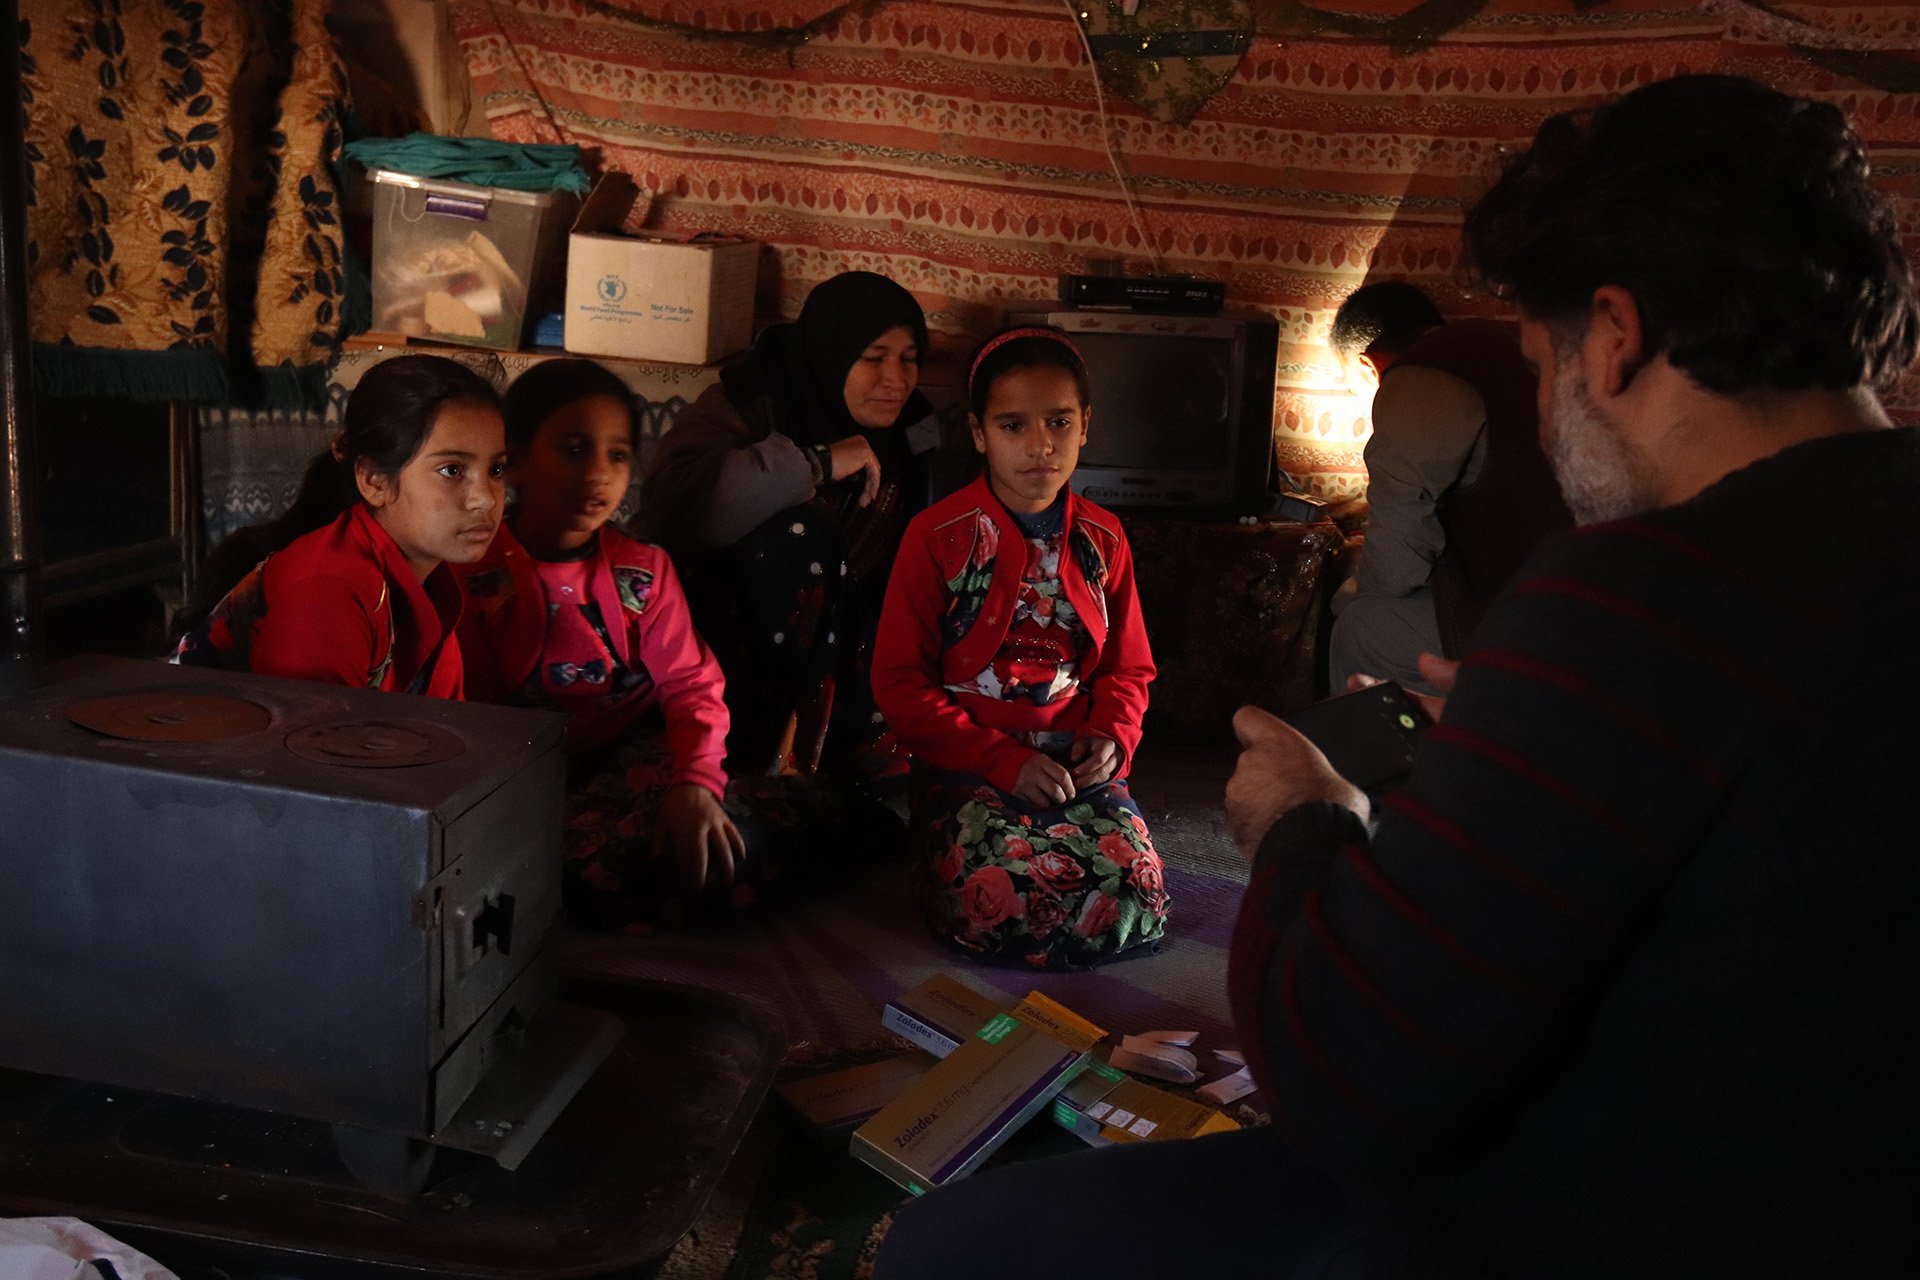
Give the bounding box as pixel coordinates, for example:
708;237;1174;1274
636;271;938;776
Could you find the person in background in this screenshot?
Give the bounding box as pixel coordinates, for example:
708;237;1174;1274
876;73;1919;1279
636;270;938;777
871;326;1167;969
1327;280;1570;694
457;358;904;931
175;355;504;698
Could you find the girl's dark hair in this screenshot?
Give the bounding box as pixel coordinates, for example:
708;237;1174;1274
177;354;501;634
1461;74;1920;394
966;325;1091;421
502;358;639;450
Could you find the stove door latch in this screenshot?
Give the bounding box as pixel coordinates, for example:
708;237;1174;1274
455;891;516;975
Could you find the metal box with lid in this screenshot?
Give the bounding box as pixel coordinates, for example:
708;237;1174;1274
0;657;616;1174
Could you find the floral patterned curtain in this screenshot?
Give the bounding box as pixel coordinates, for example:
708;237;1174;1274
454;0;1920;497
20;0;350;405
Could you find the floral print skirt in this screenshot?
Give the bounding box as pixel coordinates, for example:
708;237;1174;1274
563;723;906;934
913;768;1170;970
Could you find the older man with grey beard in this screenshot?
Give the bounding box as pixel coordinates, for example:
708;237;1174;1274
876;74;1919;1280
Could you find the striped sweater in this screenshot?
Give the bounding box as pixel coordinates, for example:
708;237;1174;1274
1228;427;1920;1278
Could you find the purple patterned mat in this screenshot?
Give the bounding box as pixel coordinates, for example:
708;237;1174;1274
559;857;1247;1058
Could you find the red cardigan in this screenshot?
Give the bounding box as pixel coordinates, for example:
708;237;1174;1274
190;505;466;698
454;524;730;798
872;475;1154;794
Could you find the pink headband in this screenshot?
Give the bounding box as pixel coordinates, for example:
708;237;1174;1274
967;326;1086;401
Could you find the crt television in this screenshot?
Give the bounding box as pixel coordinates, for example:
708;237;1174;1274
1006;308;1280;516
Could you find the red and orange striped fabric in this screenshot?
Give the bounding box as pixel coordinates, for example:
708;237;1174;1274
453;0;1920;495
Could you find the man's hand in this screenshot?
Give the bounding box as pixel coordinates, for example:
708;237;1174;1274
1225;706;1370;860
827;436;882;508
1013;751;1075;809
653;783;747;894
1069;734;1121;791
1343;651;1459;723
1414;654;1459;718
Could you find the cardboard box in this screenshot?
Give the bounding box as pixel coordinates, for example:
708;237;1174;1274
881;974;1005;1059
851;993;1104;1194
774;1053;932;1131
563;173;758;365
877;975;1239;1152
1051;1055;1241;1147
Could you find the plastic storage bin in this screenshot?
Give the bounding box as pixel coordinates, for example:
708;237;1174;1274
368;168;579;350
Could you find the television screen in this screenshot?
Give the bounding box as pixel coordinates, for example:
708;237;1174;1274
1009;308;1278;515
1074;332;1235;472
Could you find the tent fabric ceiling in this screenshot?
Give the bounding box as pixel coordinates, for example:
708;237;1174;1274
452;0;1920;496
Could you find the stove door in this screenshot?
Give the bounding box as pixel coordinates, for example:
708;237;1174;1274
427;738;565;1066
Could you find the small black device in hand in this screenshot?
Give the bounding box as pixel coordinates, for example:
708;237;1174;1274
1280;682;1431;798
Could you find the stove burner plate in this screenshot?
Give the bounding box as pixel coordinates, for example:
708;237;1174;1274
64;692;275;742
285;719;466;768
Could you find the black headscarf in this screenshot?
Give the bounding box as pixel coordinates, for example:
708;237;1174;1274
722;271;933;447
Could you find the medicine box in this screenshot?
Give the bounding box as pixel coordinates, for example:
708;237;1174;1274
367;168;577;350
775;1053;933;1132
851;993;1103;1194
881;973;1005;1059
881;975;1242;1152
563;173;758;366
1051;1056;1242;1147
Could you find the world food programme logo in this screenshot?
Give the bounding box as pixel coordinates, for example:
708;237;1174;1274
598;274;627;303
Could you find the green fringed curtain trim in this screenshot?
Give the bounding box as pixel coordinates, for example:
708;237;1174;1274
254;363;332;411
32;345;233;405
31;347;330;412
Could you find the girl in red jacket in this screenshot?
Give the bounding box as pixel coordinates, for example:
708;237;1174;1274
457;359;903;932
175;355;505;697
872;328;1168;968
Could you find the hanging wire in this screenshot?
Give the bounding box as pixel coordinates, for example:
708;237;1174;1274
1065;2;1164;272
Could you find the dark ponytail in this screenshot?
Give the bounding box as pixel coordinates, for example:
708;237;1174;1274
177;355;502;634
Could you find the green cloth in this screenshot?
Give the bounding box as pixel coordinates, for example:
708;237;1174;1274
31;344;331;411
342;134;592;194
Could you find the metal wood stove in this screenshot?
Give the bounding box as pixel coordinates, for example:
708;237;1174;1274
0;657;621;1193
